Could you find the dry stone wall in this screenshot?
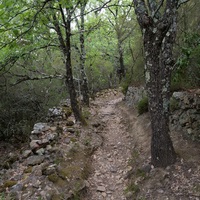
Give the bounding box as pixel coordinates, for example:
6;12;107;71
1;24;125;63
125;87;200;142
170;91;200;141
124;86;146;107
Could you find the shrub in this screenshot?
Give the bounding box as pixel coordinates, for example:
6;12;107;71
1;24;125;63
170;97;180;112
137;97;148;115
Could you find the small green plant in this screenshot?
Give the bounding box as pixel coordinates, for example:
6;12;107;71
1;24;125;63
125;182;140;195
0;193;14;200
170;97;179;112
128;150;140;166
84;138;91;146
82;108;90;120
121;82;129;95
137;97;148;115
136;169;147;178
0;193;5;200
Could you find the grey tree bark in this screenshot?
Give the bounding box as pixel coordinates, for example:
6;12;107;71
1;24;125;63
79;0;90;106
133;0;189;167
52;5;84;123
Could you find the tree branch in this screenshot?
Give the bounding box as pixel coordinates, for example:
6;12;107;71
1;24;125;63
177;0;190;8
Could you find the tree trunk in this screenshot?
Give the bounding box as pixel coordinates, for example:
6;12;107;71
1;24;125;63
117;39;125;83
143;19;177;168
133;0;181;167
80;2;89;106
65;10;84;122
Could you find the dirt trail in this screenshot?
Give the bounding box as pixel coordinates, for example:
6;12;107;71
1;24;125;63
83;89;200;200
83;90;134;200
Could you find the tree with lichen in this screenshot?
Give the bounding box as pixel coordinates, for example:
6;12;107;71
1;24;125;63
133;0;189;167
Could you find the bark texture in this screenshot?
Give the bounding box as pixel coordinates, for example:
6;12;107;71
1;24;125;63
52;6;83;123
133;0;183;167
80;1;90;106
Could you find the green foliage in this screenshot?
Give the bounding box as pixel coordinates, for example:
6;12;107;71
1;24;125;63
125;182;140;195
170;97;180;112
137;97;148;115
0;193;14;200
173;33;200;88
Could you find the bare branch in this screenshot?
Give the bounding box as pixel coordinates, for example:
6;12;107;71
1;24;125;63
11;74;64;86
177;0;190;8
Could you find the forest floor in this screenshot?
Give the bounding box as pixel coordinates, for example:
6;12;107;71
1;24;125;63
82;89;200;200
0;89;200;200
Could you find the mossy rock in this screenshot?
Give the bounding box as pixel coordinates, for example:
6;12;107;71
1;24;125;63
70;137;77;143
66;120;75;126
63;107;72;118
137;97;148;115
51;194;64;200
2;180;17;188
170;97;180;112
48;173;59;183
24;166;33;173
58;165;81;180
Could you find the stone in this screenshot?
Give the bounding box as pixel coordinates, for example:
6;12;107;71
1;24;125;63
33;123;50;134
26;155;45;166
46;132;58;141
97;186;106;192
10;183;23;193
50;126;57;131
66;120;74;126
42;164;57;175
125;191;133;198
36;148;45;155
157;189;164;194
46;145;52;151
39;138;49;145
102;192;107;197
22;150;32;158
110;166;118;173
92;122;101;128
30;140;40;150
64;137;71;144
67;128;75;133
141;164;152;173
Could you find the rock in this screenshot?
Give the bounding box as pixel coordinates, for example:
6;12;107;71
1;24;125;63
42;164;57;175
141;164;152;173
102;192;107;197
157;189;164;194
64;138;71;144
36;148;45;155
125;191;133;198
39;138;49;146
97;186;106;192
32;163;45;176
10;183;23;193
110;166;118;173
26;155;45;166
32;123;50;134
67;128;75;133
50;126;57;131
46;145;53;151
92;122;101;128
48;173;59;183
66;120;74;126
47;132;58;141
89;132;103;150
22;150;32;158
30;140;40;150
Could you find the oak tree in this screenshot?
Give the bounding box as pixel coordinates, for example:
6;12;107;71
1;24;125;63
133;0;189;167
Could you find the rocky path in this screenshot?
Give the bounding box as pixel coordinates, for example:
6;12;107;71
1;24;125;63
83;90;133;200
